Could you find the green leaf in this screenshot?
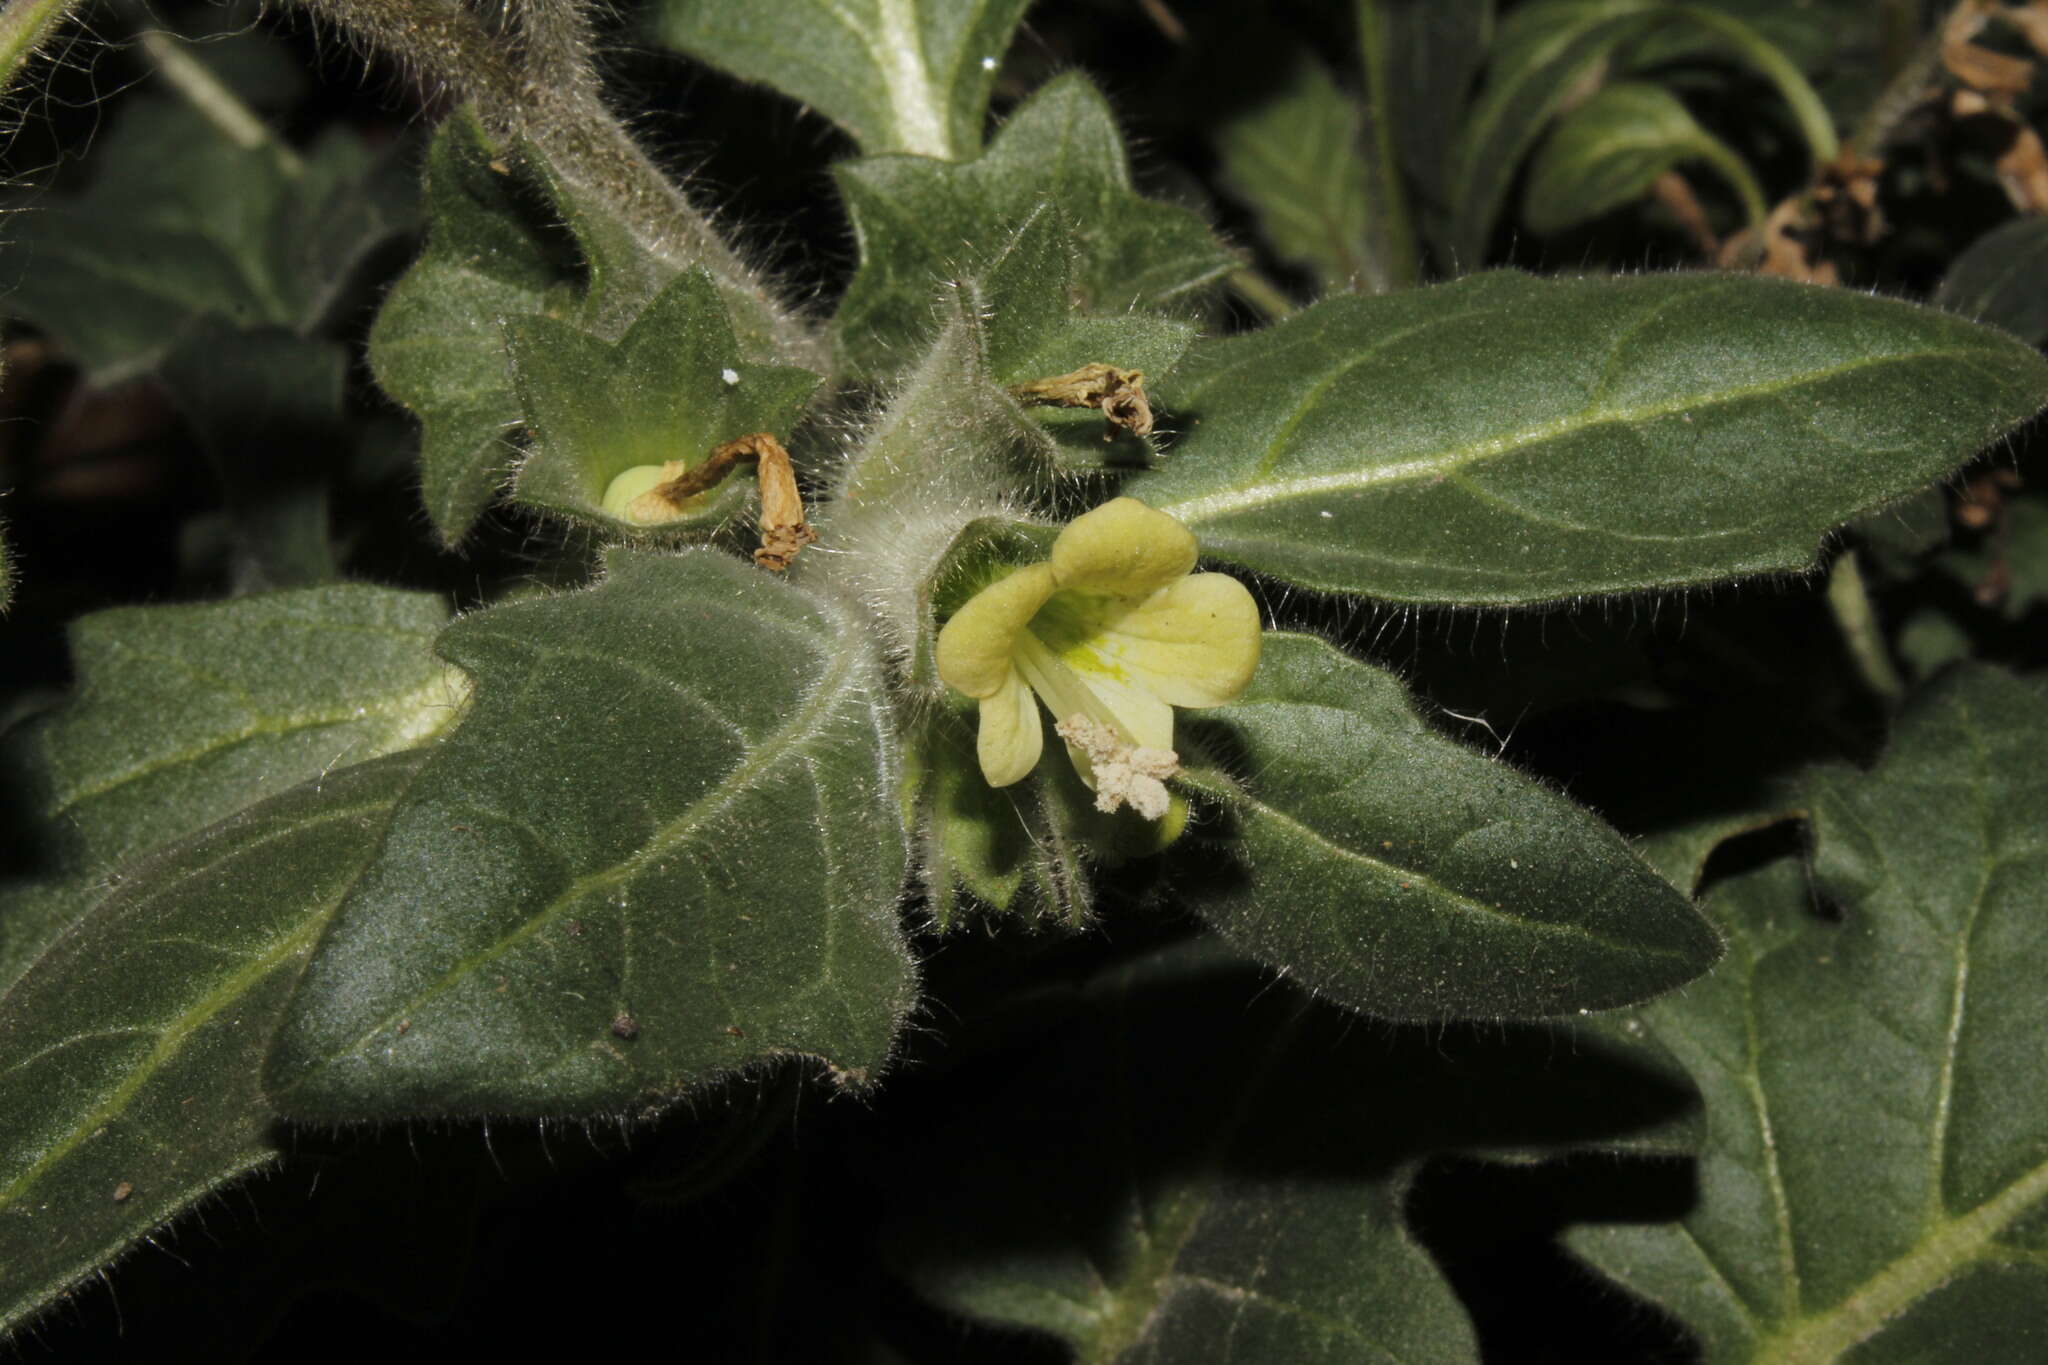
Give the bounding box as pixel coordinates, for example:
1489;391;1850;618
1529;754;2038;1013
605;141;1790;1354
907;713;1032;926
652;0;1030;159
1523;81;1764;234
1937;218;2048;347
1214;59;1375;291
267;549;915;1118
365;110;682;546
158;325;348;590
972;208;1196;470
365;112;570;545
885;937;1484;1362
505;269;820;530
1178;634;1719;1019
0;586;460;994
2;96;415;384
1350;1;1428;289
1450;1;1833;265
0;751;426;1335
1570;666;2048;1361
1379;0;1492;262
1448;0;1669;267
832;73;1235;378
1128;271;2048;605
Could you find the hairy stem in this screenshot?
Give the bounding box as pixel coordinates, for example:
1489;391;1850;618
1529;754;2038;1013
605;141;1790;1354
288;0;815;362
0;0;85;102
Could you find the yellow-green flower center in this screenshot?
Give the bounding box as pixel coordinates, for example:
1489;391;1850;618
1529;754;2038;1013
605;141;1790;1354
933;497;1261;818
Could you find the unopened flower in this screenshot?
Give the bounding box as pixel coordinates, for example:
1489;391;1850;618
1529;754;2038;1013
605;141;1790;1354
935;497;1260;817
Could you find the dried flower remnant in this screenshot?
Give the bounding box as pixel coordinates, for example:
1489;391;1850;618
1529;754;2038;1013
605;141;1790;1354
600;432;817;569
1008;363;1154;440
935;497;1260;818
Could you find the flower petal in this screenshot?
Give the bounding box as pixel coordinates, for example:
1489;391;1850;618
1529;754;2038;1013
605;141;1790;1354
976;670;1044;787
936;562;1058;698
1048;497;1197;596
1035;572;1262;708
1071;670;1176;751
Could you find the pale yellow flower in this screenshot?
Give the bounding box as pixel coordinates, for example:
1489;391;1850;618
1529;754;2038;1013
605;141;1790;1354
935;498;1261;818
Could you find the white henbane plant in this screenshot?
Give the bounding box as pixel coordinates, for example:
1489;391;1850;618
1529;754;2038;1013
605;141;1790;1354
1;0;2047;1358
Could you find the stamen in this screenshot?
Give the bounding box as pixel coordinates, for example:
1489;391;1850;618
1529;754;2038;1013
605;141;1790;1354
1056;716;1179;820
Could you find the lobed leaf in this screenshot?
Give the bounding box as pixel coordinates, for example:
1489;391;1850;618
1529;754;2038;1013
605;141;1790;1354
970;207;1196;471
884;937;1484;1363
832;74;1234;378
0;587;460;994
1178;633;1719;1019
506;269;819;530
1128;270;2048;605
267;550;916;1118
365;111;685;545
365;112;570;545
652;0;1030;159
2;97;416;385
0;752;426;1335
1570;666;2048;1361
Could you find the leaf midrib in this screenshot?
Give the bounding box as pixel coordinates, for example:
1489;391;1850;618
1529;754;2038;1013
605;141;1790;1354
1238;783;1694;962
1753;1154;2048;1364
48;663;453;817
1157;345;1987;527
0;796;387;1211
298;604;863;1072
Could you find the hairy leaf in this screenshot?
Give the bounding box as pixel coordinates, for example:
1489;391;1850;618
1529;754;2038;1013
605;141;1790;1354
972;207;1195;470
833;74;1234;378
653;0;1030;159
0;587;460;993
1571;666;2048;1361
2;97;415;384
1215;59;1375;291
1128;270;2048;605
0;752;425;1335
1937;218;2048;347
506;269;819;530
267;550;915;1118
1178;634;1718;1019
887;931;1701;1360
365;111;681;545
1523;81;1762;234
365;112;569;545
